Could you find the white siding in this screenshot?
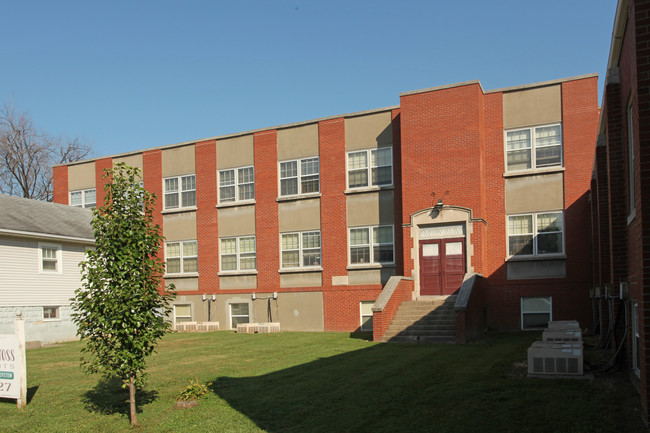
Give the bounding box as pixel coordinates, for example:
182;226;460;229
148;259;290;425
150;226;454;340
0;235;86;306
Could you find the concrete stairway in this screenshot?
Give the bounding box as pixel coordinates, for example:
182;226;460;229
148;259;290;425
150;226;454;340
382;295;457;343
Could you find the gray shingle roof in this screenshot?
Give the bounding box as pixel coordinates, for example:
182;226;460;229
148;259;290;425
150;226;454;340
0;194;94;241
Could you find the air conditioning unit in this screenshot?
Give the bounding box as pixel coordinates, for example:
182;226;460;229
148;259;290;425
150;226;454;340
528;341;583;376
236;323;259;333
175;321;198;332
196;321;220;332
543;329;582;342
547;320;580;330
257;322;281;333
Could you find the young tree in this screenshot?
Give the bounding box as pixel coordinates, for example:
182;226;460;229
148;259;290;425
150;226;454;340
0;101;91;200
71;163;175;427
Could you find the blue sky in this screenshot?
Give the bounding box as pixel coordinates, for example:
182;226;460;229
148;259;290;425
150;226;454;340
1;0;616;157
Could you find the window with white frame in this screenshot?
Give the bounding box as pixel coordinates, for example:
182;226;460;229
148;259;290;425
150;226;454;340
508;212;564;257
360;301;374;331
43;306;60;320
165;240;198;274
349;225;394;265
281;231;321;268
279;157;320;196
39;243;61;273
505;124;562;171
230;303;250;329
347;147;392;189
220;236;256;271
219;166;255;203
174;304;192;323
70;188;96;208
521;297;552;330
164;174;196;209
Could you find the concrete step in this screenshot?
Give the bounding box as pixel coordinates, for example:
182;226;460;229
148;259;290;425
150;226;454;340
383;295;458;344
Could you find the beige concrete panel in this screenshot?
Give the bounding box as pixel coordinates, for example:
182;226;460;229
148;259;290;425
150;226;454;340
277;124;319;161
273;291;324;331
280;272;322;288
219;274;257;290
216;135;254;169
163;212;197;241
167;277;198;291
172;295;205;322
503;85;562;129
217;205;256;236
505;173;564;214
345;111;393;151
113;154;143;171
347;190;394;226
348;269;381;285
68;162;96;190
507;259;566;279
162;145;195;177
278;198;321;232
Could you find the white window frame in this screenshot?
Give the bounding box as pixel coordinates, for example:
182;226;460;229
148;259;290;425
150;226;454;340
163;174;196;210
507;211;564;258
219;236;257;272
39;242;62;274
174;304;192;323
218;166;255;204
504;124;563;172
229;303;250;329
278;157;320;197
521;296;552;330
43;306;60;321
346;147;393;189
348;225;395;265
360;301;374;331
69;188;96;208
165;240;198;275
280;231;321;269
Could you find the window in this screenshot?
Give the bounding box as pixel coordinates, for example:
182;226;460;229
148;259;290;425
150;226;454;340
281;231;321;268
349;225;394;264
164;175;196;209
219;166;254;203
505;124;562;171
627;103;636;220
70;188;96;208
521;297;552;330
347;147;392;189
360;301;374;331
220;236;256;271
279;157;320;196
165;240;198;274
508;212;564;257
43;306;60;320
230;303;250;329
174;304;192;323
39;243;61;273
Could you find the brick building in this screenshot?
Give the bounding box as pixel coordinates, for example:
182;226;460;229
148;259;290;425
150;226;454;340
591;0;650;422
52;74;598;342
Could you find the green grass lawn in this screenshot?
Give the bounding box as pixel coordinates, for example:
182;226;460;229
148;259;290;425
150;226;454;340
0;331;646;432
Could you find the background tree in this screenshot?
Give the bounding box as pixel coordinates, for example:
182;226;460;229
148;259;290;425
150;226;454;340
71;163;175;427
0;101;91;200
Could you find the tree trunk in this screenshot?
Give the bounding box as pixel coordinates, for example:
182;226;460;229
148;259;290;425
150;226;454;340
129;375;139;427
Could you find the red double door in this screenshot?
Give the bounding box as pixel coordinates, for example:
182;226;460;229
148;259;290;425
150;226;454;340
419;238;466;296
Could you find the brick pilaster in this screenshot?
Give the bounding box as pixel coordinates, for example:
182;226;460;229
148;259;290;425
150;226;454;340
94;157;113;207
52;165;68;204
195;140;219;293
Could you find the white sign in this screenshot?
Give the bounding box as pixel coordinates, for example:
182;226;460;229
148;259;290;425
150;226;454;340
0;334;20;399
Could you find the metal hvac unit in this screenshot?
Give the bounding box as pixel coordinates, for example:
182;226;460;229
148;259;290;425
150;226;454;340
543;328;582;342
547;320;580;330
528;341;584;376
175;321;198;332
236;323;259;333
236;322;281;333
257;322;281;333
196;321;220;332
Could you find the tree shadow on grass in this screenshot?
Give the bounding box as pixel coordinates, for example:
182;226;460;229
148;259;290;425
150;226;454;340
82;377;158;418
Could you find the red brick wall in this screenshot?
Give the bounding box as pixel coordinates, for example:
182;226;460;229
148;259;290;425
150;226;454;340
195;140;219;294
254;130;280;291
324;287;383;332
52;165;68;204
94;157;113;207
373;278;413;341
143;150;164;290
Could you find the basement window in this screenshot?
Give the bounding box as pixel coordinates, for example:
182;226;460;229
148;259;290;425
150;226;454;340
230;303;250;329
521;297;552;330
360;301;374;331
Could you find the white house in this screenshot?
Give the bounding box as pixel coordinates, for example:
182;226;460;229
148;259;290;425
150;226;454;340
0;194;93;346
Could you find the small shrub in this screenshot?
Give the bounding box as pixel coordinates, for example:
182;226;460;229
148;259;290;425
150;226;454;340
176;378;212;401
